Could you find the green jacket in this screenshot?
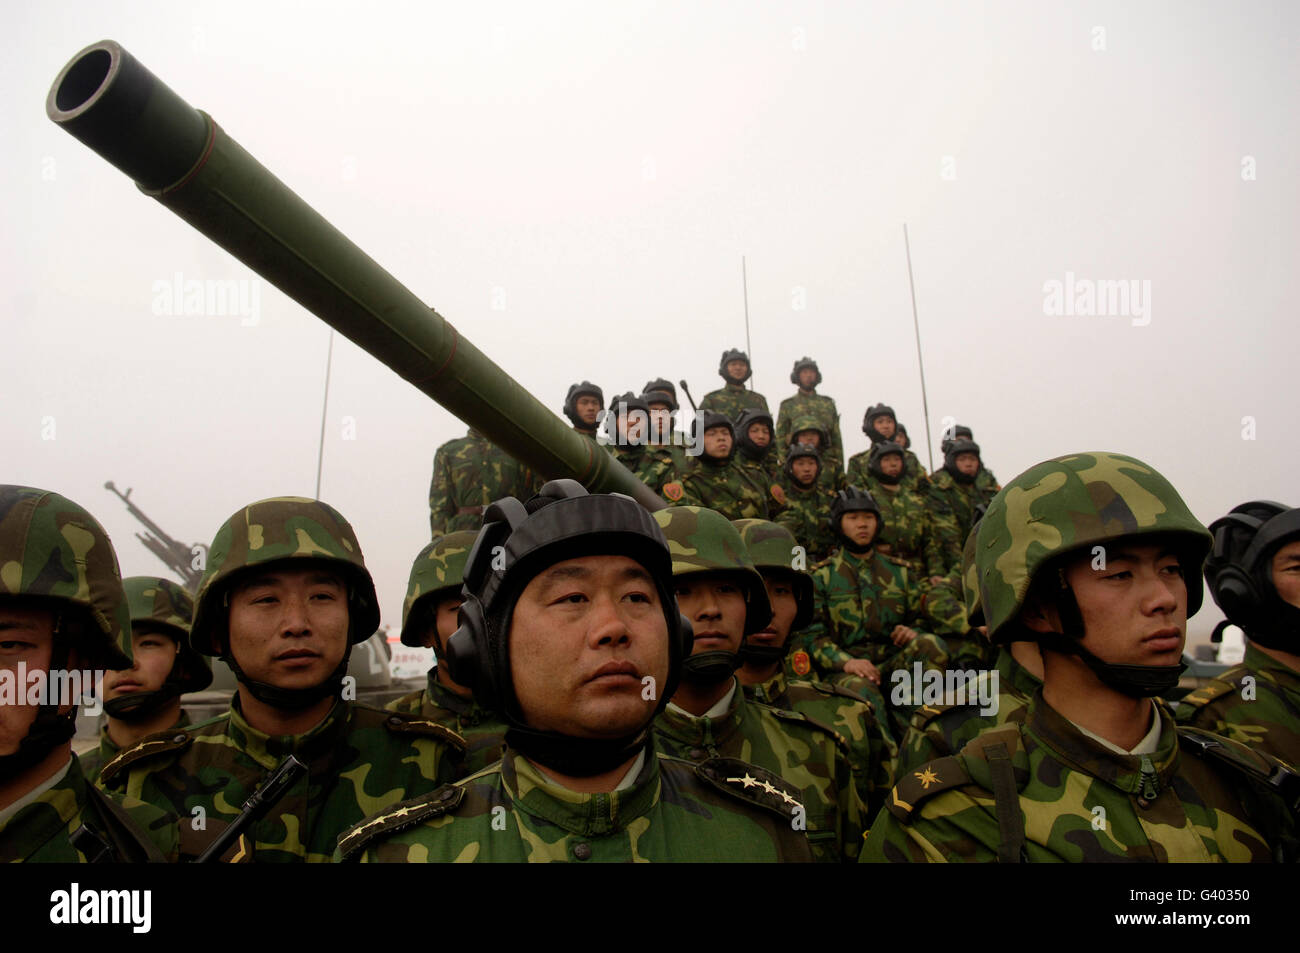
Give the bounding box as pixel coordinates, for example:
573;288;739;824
863;694;1296;862
700;382;769;420
675;458;780;521
776;392;843;474
101;697;465;862
859;479;947;579
611;443;679;496
386;673;508;776
653;679;865;862
335;739;814;862
925;469;998;577
81;711;192;787
0;756;177;863
1175;643;1300;770
775;478;837;563
429;429;536;537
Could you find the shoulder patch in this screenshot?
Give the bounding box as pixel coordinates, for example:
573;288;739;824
884;755;974;822
769;484;786;506
663;482;684;502
335;784;467;862
381;712;468;753
694;757;805;823
99;728;194;787
763;706;851;756
1176;678;1236;712
790;649;812;677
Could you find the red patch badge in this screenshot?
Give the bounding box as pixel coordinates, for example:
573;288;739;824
770;484;787;506
663;483;684;502
791;650;812;676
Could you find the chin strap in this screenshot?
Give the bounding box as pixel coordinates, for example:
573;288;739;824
102;687;182;722
1037;631;1185;697
505;727;649;778
680;650;741;685
223;645;353;712
738;643;787;668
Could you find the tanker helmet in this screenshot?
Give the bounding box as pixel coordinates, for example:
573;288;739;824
400;531;478;648
718;348;752;383
734;407;775;461
642;379;679;411
863;403;897;442
789;356;822;388
783;442;823;485
692;410;736;462
941;424;974;456
1205;501;1300;651
829;486;884;544
867;441;906;485
944;439;981;484
563;381;604;428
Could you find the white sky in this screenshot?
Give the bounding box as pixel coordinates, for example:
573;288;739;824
4;1;1297;639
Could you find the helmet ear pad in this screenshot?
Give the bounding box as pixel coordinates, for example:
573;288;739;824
1210;567;1262;634
444;593;497;710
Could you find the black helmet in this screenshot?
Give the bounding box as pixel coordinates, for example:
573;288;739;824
867;441;906;485
940;424;974;456
692;411;736;462
605;392;651;447
789;356;822;387
862;403;897;442
718;348;752;383
734;407;775;461
563;381;604;428
829;487;884;550
782;442;822;484
943;439;981;484
642;379;678;410
1205;501;1300;652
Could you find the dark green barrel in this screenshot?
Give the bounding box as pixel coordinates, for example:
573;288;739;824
47;40;663;511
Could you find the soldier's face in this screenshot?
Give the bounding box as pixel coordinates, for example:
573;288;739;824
872;416;896;439
102;624;179;702
725;360;749;381
797;368;818;389
1270;540;1300;609
755;574;798;646
790;457;819;485
747;422;771;447
575;396;602;426
896;430;909;449
510;556;669;739
0;603;55;756
1057;542;1188;666
226;567;350;692
880;454;904;477
434;595;463;649
648;403;673;433
841;512;878;547
955;453;980;476
703;426;732;458
673;573;747;656
794;429;821;448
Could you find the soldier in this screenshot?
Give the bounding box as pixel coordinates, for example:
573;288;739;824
734;406;781;488
100;497;466;862
801;487;950;735
642;381;689;477
650;505;866;862
776;357;844;477
864;451;1299;863
775;442;837;563
429;426;535;537
1176;501;1300;768
386;532;507;774
926;438;998;577
672;411;782;519
856;405;927;492
893;423;928;485
787;414;847;492
562;381;604;442
940;424;1000;496
733;519;897;816
336;482;813;862
854;442;946;583
606;392;676;497
700;348;769;420
81;576;212;785
0;486;177;862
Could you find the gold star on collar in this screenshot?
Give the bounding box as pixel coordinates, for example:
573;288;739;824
727;774;761;789
914;767;940;789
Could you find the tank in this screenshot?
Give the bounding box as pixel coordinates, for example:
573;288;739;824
46;40;664;512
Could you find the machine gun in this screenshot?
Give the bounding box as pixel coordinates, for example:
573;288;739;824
104;481;204;592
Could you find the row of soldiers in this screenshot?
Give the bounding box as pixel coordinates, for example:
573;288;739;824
2;446;1297;862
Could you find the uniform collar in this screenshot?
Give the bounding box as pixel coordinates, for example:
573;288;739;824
1245;642;1300;688
425;670;476;717
747;669;789;707
227;695;351;770
658;678;745;745
996;646;1044;699
501;740;660;837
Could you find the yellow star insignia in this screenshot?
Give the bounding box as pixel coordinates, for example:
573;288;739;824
727;774;760;789
914;767;940;789
760;780;779;796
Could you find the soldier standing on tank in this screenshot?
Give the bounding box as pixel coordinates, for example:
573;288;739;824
1176;502;1300;769
776;357;844;478
671;411;782;519
100;497;466;862
649;506;866;862
865;452;1299;863
700;348;769;420
81;577;212;785
335;482;813;862
0;486;178;862
733;519;898;816
775;443;838;563
386;532;508;775
734;407;781;489
788;414;847;492
562;381;604;443
641;384;688;483
854;443;947;585
926;439;998;578
855;405;927;492
429;427;535;537
940;424;1000;496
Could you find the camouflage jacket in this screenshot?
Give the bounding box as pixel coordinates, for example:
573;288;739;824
675;458;782;521
745;668;898;817
802;548;949;675
700;382;770;420
896;646;1042;775
386;672;508;776
0;756;177;863
863;694;1296;862
611;444;679;496
1175;643;1300;770
925;470;997;576
735;451;782;491
429;429;535;537
101;697;466;862
776;393;844;473
859;479;947;579
775;478;837;563
81;711;192;786
335;739;814;862
849;448;929;495
653;680;865;862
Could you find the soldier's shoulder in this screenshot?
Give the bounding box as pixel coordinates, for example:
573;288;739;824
334;779;476;861
350;703;468;753
685;755;807;823
754;701;851;756
99;718;221;787
793;677;878;714
883;754;979;822
1173;674;1240;718
1176;724;1296;786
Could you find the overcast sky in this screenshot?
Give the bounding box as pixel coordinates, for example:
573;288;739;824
5;1;1296;639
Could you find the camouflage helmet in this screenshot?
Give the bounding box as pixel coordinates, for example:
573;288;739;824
788;414;828;450
867;441;906;483
562;381;604;427
862;403;897;441
399;531;477;647
0;485;130;669
959;504;989;631
789;356;822;387
122;576;212;693
783;442;823;484
732;519;813;630
734;407;775;461
190;497;380;656
718;348;752;383
976;452;1212;647
650;506;772;636
829;486;884;540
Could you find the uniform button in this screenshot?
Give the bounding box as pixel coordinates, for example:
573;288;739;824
387;716;403;726
438;789;456;802
172;734;187;744
1136;797;1151;809
688;748;707;761
573;843;592;861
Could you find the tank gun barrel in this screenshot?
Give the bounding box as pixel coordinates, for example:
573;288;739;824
53;42;663;511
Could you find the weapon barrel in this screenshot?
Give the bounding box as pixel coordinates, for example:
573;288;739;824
51;42;663;511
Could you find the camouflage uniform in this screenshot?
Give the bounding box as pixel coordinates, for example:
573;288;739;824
336;738;813;863
677;457;781;520
700;383;769;421
1175;643;1300;770
782;415;846;492
101;497;467;862
926;466;995;577
734;407;782;489
429;427;534;537
613;444;679;496
775;473;837;563
0;485;180;862
387;676;506;777
82;712;192;786
776;366;843;476
865;481;947;579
